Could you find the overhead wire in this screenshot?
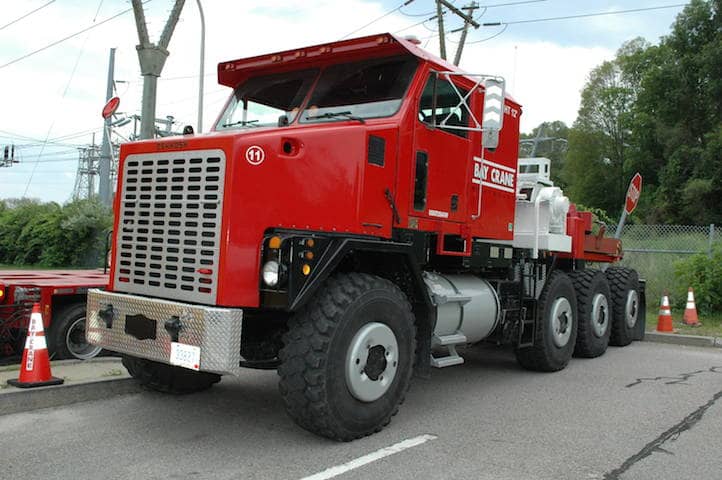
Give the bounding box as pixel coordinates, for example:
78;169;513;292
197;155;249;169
341;0;418;40
0;1;151;70
0;0;56;31
486;3;688;26
21;0;105;197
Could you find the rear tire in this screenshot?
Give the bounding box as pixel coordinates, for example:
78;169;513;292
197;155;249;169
278;272;416;441
122;355;221;394
515;271;577;372
606;267;640;347
48;303;103;360
569;270;611;358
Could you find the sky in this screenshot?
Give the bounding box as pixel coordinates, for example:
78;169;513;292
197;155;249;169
0;0;688;203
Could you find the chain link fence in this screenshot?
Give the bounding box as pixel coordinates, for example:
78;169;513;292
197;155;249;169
617;224;719;312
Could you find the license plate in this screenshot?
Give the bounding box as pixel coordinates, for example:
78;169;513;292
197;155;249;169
170;342;201;371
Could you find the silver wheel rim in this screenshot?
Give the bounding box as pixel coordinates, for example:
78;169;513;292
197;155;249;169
66;317;102;360
345;322;398;403
591;293;609;338
625;290;639;329
550;298;573;348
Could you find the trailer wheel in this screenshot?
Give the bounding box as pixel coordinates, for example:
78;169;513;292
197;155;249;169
48;303;103;360
515;271;577;372
278;273;416;441
121;355;221;394
569;270;611;358
606;267;640;347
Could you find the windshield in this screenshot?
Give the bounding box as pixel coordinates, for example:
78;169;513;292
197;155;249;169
300;56;418;123
216;69;317;130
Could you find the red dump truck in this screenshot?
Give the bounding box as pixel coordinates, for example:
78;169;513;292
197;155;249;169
86;33;645;440
0;270;107;360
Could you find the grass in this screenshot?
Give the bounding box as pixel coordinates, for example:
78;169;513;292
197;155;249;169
646;311;722;337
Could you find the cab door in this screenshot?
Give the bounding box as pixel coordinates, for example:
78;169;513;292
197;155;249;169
410;73;472;223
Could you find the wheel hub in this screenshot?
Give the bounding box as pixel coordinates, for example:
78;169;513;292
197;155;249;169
363;345;388;381
591;293;609;338
66;317;102;360
345;322;398;403
625;290;639;328
550;298;573;348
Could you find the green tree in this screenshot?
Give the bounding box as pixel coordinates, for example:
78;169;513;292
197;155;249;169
621;0;721;223
563;54;635;216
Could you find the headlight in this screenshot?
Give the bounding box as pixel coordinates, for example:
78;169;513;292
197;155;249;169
262;260;280;287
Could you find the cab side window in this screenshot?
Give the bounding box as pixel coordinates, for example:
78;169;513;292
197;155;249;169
418;75;469;139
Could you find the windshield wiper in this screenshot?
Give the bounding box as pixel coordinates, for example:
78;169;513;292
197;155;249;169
305;111;365;124
221;119;260;128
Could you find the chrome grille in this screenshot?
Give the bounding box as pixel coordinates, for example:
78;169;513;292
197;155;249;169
113;149;225;305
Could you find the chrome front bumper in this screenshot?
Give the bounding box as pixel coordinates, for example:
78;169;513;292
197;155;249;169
86;289;243;375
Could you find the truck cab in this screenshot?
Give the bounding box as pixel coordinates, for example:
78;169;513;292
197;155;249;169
87;34;643;441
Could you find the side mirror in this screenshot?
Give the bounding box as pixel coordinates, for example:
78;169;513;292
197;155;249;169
482;78;505;149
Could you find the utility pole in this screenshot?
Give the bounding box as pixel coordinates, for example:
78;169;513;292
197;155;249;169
99;48;115;206
435;0;480;63
453;2;479;66
436;0;447;60
131;0;186;140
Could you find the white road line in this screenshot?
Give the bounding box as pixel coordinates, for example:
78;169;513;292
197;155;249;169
299;434;437;480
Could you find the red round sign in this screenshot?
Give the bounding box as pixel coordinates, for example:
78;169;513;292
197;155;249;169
624;173;643;215
101;97;120;119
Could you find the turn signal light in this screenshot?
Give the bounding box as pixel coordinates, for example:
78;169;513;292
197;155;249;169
302;264;311;276
269;236;282;249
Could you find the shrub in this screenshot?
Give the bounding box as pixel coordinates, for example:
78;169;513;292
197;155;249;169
0;198;112;268
674;246;722;314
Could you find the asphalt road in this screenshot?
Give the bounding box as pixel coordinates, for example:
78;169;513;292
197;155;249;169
2;342;721;480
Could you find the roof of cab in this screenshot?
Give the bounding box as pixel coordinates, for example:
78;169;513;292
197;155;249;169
216;33;519;105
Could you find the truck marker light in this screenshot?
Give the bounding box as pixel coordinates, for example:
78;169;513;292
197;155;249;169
0;286;4;301
302;264;311;276
305;238;315;248
304;251;314;260
269;236;282;249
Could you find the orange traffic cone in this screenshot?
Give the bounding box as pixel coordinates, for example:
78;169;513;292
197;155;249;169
7;303;64;388
683;287;701;327
656;292;674;333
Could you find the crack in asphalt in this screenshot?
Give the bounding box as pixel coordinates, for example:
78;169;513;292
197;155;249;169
602;388;722;480
626;366;722;388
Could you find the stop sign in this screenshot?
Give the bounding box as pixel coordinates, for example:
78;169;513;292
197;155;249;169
624;173;643;215
101;97;120;119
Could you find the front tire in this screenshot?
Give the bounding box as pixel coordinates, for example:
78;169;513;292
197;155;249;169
122;355;221;394
515;271;577;372
278;273;416;441
48;303;103;360
607;267;640;347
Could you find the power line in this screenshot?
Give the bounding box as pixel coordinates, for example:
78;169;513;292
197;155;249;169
341;0;417;40
0;0;56;31
484;3;687;26
22;0;104;198
0;2;150;70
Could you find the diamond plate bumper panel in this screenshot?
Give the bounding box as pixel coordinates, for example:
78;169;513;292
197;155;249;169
86;289;243;375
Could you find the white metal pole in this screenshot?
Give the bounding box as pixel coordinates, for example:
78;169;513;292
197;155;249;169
196;0;205;133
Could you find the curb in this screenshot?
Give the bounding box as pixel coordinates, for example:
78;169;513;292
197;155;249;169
0;357;142;416
644;331;722;349
0;377;141;416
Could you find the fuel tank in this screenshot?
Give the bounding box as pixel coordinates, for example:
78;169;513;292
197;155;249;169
423;272;500;344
